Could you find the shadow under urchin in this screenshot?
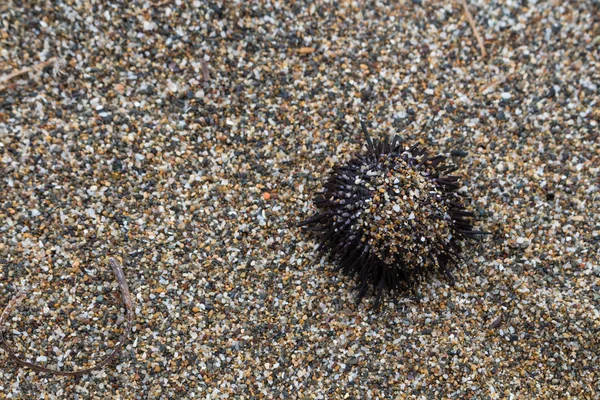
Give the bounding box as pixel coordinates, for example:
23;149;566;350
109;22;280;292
299;121;487;307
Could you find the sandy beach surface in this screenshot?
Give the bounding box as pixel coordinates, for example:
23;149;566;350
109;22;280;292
0;0;598;398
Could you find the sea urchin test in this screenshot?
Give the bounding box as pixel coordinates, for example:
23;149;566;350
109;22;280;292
299;122;487;306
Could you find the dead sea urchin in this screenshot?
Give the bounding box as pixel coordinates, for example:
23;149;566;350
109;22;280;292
299;122;486;305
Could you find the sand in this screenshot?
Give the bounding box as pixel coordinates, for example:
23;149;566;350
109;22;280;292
0;0;598;398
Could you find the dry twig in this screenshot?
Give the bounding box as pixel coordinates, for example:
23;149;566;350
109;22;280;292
459;0;486;59
0;258;135;376
0;57;58;91
149;0;171;6
481;72;515;94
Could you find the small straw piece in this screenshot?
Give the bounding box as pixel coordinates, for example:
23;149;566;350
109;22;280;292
459;0;486;59
149;0;171;6
0;258;135;376
481;73;514;94
0;57;57;91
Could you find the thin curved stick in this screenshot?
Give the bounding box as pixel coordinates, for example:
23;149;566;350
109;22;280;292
0;258;135;376
0;57;58;91
459;0;486;59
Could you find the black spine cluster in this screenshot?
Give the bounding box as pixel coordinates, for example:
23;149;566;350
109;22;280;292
299;122;486;306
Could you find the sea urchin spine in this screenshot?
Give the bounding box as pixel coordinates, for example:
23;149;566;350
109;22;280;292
299;122;486;306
